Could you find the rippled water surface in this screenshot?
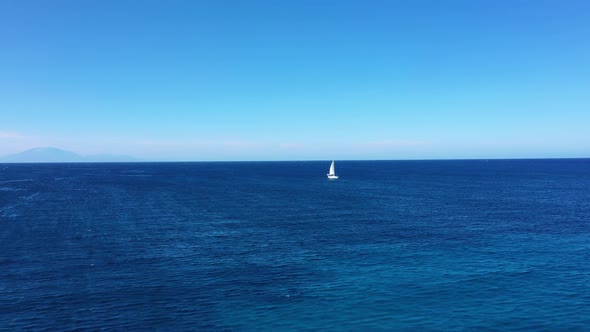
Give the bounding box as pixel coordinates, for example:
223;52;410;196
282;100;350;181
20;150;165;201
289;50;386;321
1;160;589;330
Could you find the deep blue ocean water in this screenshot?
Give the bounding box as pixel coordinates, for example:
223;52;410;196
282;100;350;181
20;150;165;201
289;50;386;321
1;160;589;331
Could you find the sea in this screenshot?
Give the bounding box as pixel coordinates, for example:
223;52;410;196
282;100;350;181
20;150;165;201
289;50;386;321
1;160;589;331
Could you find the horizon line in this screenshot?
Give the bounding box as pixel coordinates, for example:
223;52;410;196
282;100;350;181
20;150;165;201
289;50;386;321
1;156;589;164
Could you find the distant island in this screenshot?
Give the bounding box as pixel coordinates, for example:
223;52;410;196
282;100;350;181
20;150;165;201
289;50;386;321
0;147;138;163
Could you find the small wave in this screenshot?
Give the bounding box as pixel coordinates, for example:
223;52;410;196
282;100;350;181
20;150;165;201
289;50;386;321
0;212;19;218
121;170;147;174
0;179;33;184
0;187;24;191
0;203;19;218
20;193;40;200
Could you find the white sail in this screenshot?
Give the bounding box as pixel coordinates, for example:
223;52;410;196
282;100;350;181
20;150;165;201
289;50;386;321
327;160;338;179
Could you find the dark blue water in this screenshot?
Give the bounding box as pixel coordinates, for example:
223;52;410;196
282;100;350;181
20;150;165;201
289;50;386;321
1;160;589;331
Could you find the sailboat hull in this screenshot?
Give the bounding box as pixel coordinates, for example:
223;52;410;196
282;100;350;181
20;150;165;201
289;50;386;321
327;174;339;179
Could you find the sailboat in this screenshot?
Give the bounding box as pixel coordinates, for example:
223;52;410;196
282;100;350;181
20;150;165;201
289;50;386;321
327;160;339;179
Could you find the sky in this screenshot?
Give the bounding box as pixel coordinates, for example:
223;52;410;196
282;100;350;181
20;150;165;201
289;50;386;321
1;0;589;161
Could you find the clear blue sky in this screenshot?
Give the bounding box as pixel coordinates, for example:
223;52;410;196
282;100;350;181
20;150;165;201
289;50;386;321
1;0;589;160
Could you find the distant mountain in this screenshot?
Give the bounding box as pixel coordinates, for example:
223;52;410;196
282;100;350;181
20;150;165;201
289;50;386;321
0;147;84;162
0;147;138;163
